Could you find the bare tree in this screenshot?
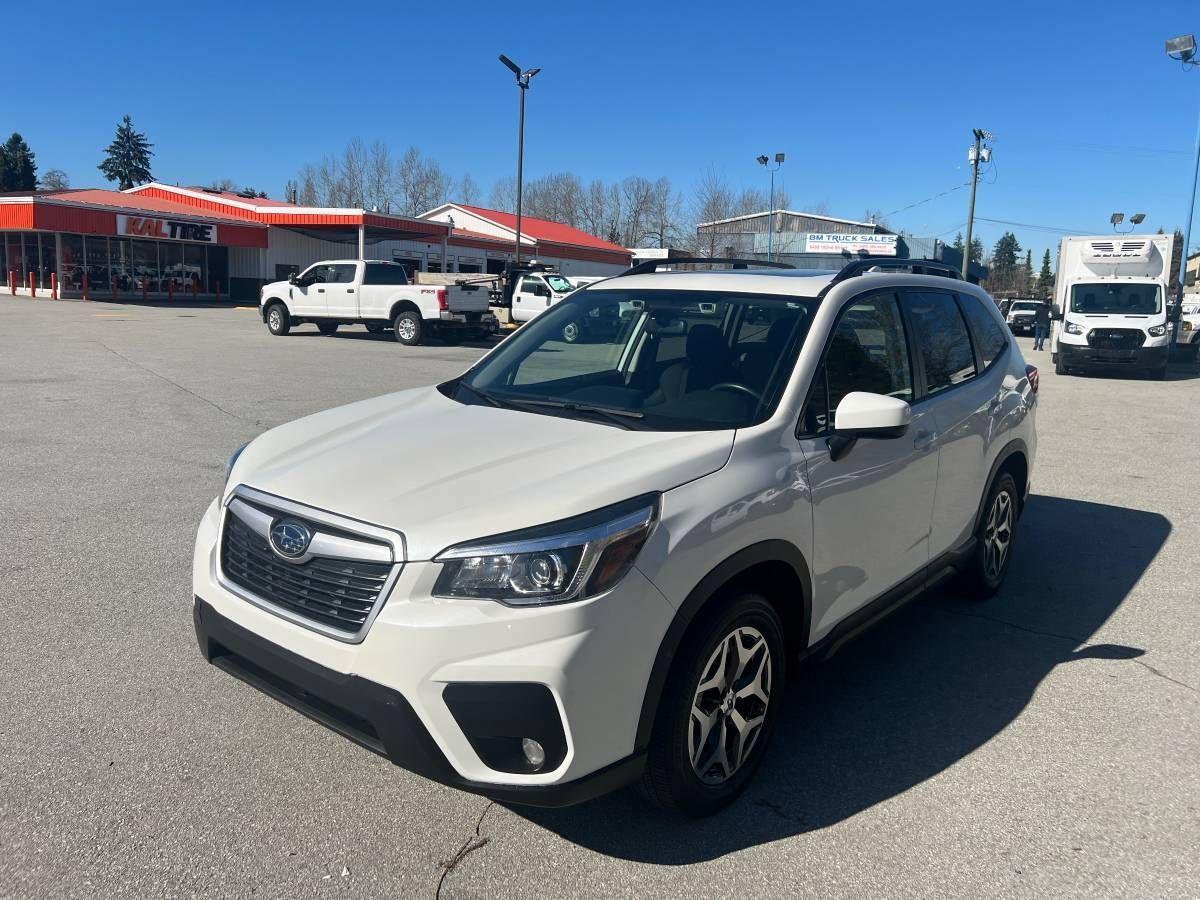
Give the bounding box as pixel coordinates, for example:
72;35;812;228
282;179;298;204
41;168;70;191
688;168;734;256
458;173;481;205
488;176;517;213
365;140;394;212
296;164;319;206
208;177;237;192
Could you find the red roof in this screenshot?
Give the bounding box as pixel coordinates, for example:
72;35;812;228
455;205;625;253
41;189;262;224
183;187;299;208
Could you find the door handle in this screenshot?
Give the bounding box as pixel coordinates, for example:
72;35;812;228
316;288;325;293
913;429;937;450
346;288;354;293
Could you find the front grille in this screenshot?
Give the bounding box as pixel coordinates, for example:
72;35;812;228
1086;328;1145;350
221;512;392;636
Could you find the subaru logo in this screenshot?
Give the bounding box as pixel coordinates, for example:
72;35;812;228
270;519;312;559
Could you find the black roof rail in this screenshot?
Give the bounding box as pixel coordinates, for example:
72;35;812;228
618;257;795;277
823;257;962;290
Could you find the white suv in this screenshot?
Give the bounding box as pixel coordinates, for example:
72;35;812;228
193;258;1038;816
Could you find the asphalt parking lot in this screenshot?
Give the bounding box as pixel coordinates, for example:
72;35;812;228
1;296;1197;899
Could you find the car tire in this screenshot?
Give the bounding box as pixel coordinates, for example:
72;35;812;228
265;302;290;336
316;321;339;336
640;592;785;817
365;322;386;335
1055;354;1067;376
393;310;423;346
959;471;1019;599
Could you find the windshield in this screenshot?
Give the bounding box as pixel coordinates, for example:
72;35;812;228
454;289;820;431
546;274;574;294
1070;283;1161;314
1011;302;1040;312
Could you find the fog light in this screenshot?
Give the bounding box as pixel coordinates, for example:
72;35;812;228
521;737;546;770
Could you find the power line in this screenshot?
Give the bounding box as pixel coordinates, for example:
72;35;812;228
884;182;971;218
975;216;1092;235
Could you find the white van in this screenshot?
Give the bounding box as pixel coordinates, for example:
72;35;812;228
1051;235;1175;379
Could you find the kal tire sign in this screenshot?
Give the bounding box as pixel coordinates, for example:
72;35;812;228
116;215;217;244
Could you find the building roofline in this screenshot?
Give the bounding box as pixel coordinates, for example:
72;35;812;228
0;192;267;227
696;209;886;230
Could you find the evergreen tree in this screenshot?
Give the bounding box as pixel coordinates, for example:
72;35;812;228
1023;249;1034;293
98;115;153;190
991;232;1022;291
1038;248;1054;299
952;231;984;265
0;133;38;190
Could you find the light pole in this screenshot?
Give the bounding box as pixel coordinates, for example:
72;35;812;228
756;152;785;261
1110;212;1147;234
499;54;541;268
1166;34;1200;299
962;128;993;279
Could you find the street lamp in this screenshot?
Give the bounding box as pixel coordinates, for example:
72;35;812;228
1111;212;1147;233
756;152;785;261
1166;33;1200;300
499;54;541;268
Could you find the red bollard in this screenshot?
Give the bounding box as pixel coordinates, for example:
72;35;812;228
168;279;174;301
51;273;58;300
8;269;14;295
29;272;36;299
82;272;89;302
111;276;117;301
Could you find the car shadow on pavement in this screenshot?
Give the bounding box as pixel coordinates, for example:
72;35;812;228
513;495;1170;863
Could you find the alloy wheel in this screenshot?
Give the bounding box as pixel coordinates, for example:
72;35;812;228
269;309;281;331
983;489;1014;581
398;318;417;341
689;626;772;785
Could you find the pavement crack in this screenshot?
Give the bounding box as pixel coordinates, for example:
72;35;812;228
92;340;248;423
1132;660;1199;695
934;606;1086;645
433;800;494;899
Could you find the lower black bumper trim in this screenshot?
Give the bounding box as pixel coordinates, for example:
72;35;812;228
1058;343;1168;368
193;597;643;807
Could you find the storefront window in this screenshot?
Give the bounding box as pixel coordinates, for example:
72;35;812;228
38;233;57;290
131;240;158;293
161;243;183;291
23;233;39;288
5;233;25;283
83;235;110;290
110;239;133;291
183;243;206;293
207;245;229;295
60;234;84;292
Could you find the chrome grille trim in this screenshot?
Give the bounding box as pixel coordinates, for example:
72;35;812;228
214;485;406;644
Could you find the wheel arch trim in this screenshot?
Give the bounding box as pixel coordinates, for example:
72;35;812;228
633;539;812;751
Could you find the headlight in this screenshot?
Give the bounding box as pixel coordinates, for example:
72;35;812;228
225;442;249;485
433;494;658;606
1148;323;1168;337
1064;321;1085;335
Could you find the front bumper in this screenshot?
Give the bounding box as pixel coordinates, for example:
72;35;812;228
191;496;671;803
1008;318;1035;334
1057;341;1169;369
193;597;644;806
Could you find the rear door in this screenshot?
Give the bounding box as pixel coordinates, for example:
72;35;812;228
799;290;938;640
360;262;408;318
897;289;998;558
512;276;549;322
324;263;360;318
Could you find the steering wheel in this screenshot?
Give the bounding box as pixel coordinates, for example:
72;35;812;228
710;382;763;403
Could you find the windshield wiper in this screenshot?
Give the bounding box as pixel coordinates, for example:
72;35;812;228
494;395;645;430
454;380;502;408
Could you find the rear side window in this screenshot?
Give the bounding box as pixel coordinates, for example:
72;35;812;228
327;263;357;284
957;294;1008;369
364;263;408;285
899;291;977;397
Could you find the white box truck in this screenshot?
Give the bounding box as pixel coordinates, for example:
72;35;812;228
1051;234;1176;379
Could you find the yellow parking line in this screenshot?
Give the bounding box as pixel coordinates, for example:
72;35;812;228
235;306;258;311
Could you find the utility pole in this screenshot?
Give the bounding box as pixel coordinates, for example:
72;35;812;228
962;129;991;280
1166;34;1200;300
756;152;785;261
499;55;541;268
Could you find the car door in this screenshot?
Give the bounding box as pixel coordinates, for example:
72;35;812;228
897;289;998;559
512;276;548;322
291;264;328;316
324;263;360;319
798;290;939;640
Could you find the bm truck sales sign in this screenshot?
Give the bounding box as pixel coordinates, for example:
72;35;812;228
804;233;897;255
116;215;217;244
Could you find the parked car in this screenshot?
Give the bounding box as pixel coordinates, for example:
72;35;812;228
196;257;1037;816
1177;297;1200;360
510;271;578;324
259;260;494;345
1005;299;1046;335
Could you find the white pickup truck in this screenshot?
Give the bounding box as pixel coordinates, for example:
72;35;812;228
260;259;494;345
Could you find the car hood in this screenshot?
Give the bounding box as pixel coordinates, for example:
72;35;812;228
262;279;289;296
228;386;735;560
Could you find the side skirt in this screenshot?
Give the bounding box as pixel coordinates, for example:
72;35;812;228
798;538;977;665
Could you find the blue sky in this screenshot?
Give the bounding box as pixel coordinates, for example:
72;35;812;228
6;0;1200;262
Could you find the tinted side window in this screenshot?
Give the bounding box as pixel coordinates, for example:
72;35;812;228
899;291;977;397
364;263;408;285
957;293;1008;369
825;292;913;412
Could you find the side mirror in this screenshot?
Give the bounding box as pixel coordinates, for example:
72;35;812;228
1050;307;1063;321
828;392;912;461
288;273;299;285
